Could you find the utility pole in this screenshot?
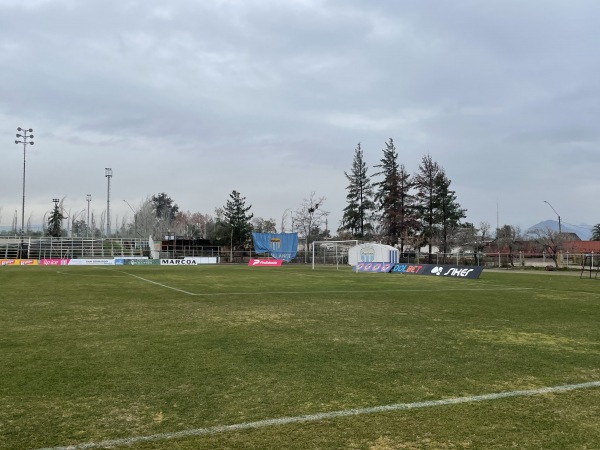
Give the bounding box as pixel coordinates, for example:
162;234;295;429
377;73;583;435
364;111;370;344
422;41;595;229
544;200;562;234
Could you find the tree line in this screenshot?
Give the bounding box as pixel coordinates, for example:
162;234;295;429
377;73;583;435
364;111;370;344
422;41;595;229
339;139;466;261
5;137;600;256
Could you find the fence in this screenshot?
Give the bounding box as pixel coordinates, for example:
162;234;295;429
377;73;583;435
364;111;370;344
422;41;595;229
1;236;598;271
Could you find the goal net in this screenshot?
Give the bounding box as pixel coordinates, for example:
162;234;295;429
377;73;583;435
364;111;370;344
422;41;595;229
311;240;359;269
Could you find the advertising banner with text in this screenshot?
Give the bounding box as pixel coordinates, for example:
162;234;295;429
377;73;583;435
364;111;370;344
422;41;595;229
66;259;115;266
390;263;484;279
354;262;393;273
248;258;283;267
121;259;161;265
39;259;70;266
1;259;38;266
160;257;219;265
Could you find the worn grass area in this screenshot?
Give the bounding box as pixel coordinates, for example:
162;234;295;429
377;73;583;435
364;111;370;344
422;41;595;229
1;265;599;449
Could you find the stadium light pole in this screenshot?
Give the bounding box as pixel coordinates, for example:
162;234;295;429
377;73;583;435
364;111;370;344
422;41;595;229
543;200;562;234
105;168;113;237
86;194;92;237
15;127;34;235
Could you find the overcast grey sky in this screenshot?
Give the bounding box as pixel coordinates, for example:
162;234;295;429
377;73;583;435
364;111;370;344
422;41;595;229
1;0;599;235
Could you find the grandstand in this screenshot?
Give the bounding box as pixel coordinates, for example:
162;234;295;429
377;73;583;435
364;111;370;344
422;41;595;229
0;236;149;259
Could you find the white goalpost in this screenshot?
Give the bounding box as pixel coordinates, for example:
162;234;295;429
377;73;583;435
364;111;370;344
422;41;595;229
311;240;359;270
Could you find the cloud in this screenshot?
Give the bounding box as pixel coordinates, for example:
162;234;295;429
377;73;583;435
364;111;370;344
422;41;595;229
1;0;599;233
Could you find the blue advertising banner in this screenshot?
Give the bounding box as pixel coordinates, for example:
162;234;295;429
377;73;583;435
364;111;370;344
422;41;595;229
252;232;298;262
354;261;394;273
390;264;484;279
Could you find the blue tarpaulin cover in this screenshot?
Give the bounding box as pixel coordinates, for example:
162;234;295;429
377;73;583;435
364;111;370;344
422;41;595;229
252;232;298;262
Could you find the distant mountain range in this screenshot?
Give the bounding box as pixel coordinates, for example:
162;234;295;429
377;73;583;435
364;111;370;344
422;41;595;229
526;220;594;240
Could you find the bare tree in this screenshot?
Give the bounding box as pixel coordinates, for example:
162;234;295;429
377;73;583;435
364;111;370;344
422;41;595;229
252;217;277;233
527;227;566;268
294;192;328;261
457;221;491;264
497;224;523;267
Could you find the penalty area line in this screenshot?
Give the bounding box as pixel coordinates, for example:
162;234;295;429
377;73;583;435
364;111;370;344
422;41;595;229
35;380;600;450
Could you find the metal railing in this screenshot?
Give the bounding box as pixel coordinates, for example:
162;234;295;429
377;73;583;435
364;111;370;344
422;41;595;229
1;236;597;271
0;236;150;259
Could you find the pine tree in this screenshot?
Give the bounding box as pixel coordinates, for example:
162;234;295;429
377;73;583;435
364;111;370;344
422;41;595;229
339;143;375;239
223;190;254;248
414;154;442;261
47;202;65;237
435;171;466;256
373;138;416;247
592;224;600;241
396;163;418;253
373;139;401;245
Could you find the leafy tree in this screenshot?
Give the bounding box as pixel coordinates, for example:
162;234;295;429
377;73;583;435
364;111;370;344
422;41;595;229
47;201;65;237
339;143;375;239
222;190;254;248
210;207;229;246
592;224;600;241
151;193;179;221
413;154;443;261
435;171;467;256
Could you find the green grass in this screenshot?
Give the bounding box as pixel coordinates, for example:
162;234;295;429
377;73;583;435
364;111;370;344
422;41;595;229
1;265;599;449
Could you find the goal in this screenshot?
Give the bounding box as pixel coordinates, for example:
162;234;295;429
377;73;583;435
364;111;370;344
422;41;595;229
311;240;359;269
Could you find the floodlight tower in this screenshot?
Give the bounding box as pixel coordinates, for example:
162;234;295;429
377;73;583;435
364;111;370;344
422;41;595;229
86;194;92;237
15;127;34;235
105;168;113;237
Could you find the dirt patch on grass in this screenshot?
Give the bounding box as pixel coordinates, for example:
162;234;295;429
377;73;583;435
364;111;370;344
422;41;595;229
210;309;297;326
366;435;472;449
463;329;600;355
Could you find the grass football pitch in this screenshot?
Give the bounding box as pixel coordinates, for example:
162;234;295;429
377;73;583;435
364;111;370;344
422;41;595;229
1;265;600;449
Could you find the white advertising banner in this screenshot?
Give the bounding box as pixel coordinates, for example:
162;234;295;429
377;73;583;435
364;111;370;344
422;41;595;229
160;257;218;265
67;259;115;266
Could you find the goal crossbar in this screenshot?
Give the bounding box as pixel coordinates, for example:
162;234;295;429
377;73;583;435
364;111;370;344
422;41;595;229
311;240;359;270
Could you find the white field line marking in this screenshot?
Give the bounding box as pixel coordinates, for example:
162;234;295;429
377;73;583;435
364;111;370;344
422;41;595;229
114;270;533;297
116;271;198;296
186;287;532;297
35;381;600;450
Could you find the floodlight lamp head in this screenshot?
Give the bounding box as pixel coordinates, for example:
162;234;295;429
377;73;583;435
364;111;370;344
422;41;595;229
28;128;33;132
17;127;22;131
15;140;19;144
29;134;34;138
16;133;21;137
30;141;34;145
